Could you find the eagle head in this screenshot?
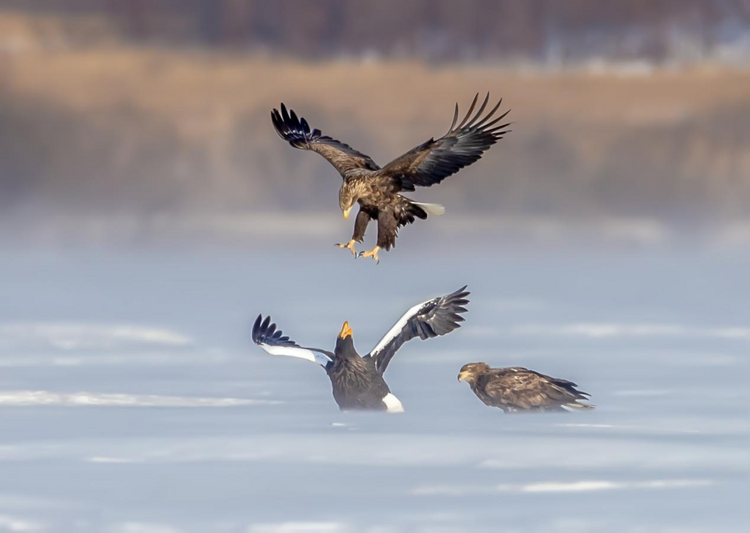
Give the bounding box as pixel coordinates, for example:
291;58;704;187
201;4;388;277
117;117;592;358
335;321;358;357
339;187;358;220
457;362;490;384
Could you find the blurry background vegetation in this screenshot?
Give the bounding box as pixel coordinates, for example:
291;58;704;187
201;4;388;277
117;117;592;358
1;0;749;245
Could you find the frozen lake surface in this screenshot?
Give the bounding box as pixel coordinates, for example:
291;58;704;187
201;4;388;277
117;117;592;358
0;246;748;533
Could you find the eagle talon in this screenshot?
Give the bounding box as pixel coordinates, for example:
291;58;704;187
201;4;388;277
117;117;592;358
336;240;358;256
359;246;380;263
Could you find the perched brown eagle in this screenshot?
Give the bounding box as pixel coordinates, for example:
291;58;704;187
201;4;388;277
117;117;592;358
457;363;593;413
252;286;470;412
271;94;510;262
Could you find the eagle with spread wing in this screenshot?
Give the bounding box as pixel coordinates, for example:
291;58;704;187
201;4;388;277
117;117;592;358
458;363;593;413
252;286;470;411
271;94;510;262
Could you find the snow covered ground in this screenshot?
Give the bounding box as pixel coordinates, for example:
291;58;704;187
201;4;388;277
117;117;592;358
0;246;747;533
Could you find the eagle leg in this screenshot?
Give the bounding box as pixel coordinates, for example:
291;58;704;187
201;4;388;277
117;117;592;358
335;239;358;257
358;246;380;264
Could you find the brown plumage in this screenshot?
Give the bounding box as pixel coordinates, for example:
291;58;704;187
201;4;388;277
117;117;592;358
457;362;593;413
271;93;511;262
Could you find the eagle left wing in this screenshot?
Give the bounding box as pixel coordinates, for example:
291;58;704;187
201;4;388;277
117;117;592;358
377;93;510;190
365;286;470;375
271;103;380;176
252;315;334;368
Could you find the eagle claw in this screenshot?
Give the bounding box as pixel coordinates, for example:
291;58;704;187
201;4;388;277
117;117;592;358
358;247;380;264
336;240;358;257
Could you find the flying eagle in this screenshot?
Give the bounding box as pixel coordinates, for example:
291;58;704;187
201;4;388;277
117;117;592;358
252;286;470;412
457;363;593;413
271;94;510;262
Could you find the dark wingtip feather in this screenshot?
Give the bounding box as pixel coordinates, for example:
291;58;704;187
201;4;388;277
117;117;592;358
271;110;287;140
436;285;471;329
474;98;503;129
450;285;470;301
456;93;480;130
271;103;323;148
466;93;490;128
483;109;512;130
449;103;459;132
252;314;263;342
252;314;271;344
252;314;299;348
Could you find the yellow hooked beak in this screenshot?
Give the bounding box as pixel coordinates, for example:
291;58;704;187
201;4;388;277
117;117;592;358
457;371;471;382
338;321;353;339
343;206;353;220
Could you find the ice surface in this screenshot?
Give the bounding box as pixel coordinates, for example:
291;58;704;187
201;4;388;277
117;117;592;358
0;247;747;532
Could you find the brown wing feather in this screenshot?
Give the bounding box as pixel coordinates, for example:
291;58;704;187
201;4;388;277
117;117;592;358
377;93;511;190
271;104;380;177
482;368;590;411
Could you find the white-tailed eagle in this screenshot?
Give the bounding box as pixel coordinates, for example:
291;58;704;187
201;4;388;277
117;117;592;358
458;363;593;413
271;94;510;262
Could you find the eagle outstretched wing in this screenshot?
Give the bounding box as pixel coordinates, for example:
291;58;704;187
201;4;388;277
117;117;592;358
378;93;510;190
365;286;470;375
271;104;380;177
252;314;334;368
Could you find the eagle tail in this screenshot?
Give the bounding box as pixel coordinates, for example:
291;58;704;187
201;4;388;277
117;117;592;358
561;401;595;411
412;201;445;216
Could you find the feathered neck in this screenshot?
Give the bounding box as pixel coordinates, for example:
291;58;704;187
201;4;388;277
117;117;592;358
335;336;359;359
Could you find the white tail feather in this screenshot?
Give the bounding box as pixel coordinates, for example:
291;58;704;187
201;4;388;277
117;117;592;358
382;393;405;413
561;401;595;411
414;202;445;216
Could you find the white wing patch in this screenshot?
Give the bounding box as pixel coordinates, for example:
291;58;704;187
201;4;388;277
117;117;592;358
258;344;331;367
382;393;404;413
369;301;428;357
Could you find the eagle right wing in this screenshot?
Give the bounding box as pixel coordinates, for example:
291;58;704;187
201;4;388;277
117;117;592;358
365;286;470;375
271;104;380;177
252;315;334;368
377;93;510;191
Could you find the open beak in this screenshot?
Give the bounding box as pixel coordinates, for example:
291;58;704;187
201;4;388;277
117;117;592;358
338;321;353;339
343;206;353;220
